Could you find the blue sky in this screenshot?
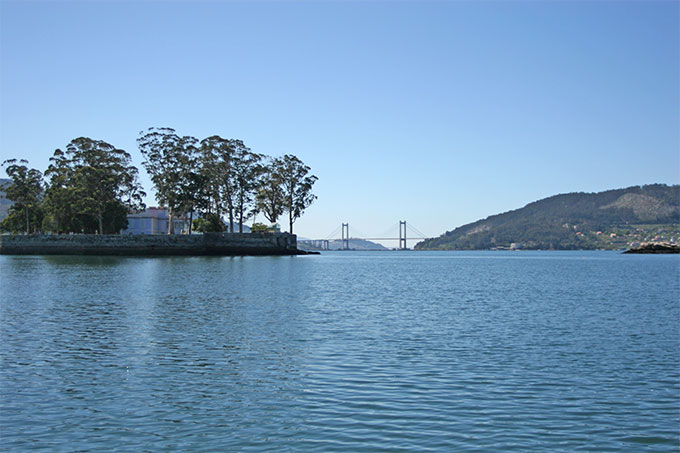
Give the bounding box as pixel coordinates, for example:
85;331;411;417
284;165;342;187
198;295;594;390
1;0;678;243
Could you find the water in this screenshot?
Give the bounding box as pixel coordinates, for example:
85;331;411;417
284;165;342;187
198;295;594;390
1;251;678;451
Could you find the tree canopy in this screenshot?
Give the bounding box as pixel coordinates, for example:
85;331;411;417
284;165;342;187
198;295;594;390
142;128;317;234
1;159;44;233
256;157;286;225
2;130;318;236
138;128;197;233
277;155;318;234
43;138;145;234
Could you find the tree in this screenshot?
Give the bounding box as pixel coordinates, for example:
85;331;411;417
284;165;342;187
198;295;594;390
44;138;145;234
0;203;45;234
138;128;199;233
141;128;318;236
277;155;317;234
256;157;285;225
174;138;202;234
192;213;226;233
2;159;44;234
197;136;223;216
42;150;81;233
199;135;233;229
230;141;263;233
250;222;271;233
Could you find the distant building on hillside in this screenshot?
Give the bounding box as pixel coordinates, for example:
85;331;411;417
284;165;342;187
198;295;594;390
123;207;188;234
0;179;13;222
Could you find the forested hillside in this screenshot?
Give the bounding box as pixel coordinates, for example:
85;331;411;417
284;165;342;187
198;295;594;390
416;184;680;250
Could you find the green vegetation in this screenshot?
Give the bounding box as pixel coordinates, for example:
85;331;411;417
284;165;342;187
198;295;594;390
256;155;318;234
250;222;280;233
416;184;680;250
192;213;226;233
138;128;317;234
1;159;44;234
3;139;146;235
43;138;145;234
137;128;198;234
278;155;318;235
2;130;317;235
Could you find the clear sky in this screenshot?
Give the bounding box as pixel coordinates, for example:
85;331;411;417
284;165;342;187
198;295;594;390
1;0;678;244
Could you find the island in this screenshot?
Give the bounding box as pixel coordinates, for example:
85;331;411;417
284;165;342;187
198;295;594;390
623;243;680;254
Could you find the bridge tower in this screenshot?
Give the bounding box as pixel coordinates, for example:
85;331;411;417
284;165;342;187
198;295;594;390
341;223;350;250
399;221;407;250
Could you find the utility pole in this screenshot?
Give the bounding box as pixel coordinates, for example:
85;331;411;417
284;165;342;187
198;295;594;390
341;223;350;250
399;220;407;250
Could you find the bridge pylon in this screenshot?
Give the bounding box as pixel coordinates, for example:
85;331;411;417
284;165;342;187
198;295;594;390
341;223;350;250
399;220;407;250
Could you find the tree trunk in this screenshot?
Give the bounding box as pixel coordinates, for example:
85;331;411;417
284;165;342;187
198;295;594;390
237;193;244;233
168;211;175;234
189;211;193;234
25;205;29;234
229;209;234;233
98;213;103;235
288;193;294;234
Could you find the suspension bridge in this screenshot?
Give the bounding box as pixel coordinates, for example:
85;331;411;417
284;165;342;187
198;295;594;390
300;221;429;250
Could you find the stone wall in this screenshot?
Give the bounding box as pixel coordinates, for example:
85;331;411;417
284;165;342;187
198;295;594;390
0;232;300;256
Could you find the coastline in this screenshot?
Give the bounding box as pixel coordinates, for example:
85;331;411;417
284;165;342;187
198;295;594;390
622;243;680;254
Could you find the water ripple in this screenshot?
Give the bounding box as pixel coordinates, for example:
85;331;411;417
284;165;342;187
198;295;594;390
1;252;678;451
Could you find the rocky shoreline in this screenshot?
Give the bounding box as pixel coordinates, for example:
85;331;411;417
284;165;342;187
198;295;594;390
623;243;680;254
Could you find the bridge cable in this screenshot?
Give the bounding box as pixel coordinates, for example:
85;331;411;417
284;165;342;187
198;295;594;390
406;223;429;239
378;222;400;239
349;225;370;240
324;224;342;240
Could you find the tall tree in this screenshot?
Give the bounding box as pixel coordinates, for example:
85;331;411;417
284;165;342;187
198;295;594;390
43;149;80;233
174;136;202;234
44;138;145;234
199;135;233;229
256;157;285;225
138;127;199;233
230;141;263;233
1;159;44;233
278;155;317;234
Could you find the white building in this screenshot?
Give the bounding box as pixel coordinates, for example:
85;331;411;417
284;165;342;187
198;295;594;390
123;207;188;234
122;207;251;234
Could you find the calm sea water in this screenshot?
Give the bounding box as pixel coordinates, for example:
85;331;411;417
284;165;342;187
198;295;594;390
1;251;678;451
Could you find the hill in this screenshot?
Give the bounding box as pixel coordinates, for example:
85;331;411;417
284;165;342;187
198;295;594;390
416;184;680;250
327;239;388;251
298;238;388;251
